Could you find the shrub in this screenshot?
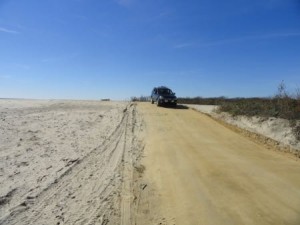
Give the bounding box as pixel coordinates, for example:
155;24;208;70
218;82;300;120
131;96;150;102
177;96;226;105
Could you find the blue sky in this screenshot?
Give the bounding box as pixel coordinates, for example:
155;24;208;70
0;0;300;100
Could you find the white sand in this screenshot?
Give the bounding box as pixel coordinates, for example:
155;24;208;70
0;99;144;225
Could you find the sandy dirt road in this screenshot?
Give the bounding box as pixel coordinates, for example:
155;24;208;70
136;103;300;225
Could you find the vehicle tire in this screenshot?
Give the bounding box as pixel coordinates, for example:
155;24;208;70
156;100;160;107
151;99;154;104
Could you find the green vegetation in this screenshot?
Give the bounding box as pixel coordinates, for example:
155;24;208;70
131;96;149;102
178;82;300;120
177;97;226;105
178;81;300;140
218;97;300;120
218;82;300;120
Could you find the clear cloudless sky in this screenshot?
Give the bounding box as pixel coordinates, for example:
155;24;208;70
0;0;300;100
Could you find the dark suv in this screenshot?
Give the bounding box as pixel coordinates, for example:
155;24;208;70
151;86;177;107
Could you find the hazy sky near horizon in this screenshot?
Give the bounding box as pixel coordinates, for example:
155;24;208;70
0;0;300;100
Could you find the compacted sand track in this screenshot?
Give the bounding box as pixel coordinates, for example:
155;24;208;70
136;103;300;225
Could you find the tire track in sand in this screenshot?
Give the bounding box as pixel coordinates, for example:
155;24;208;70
1;104;140;225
